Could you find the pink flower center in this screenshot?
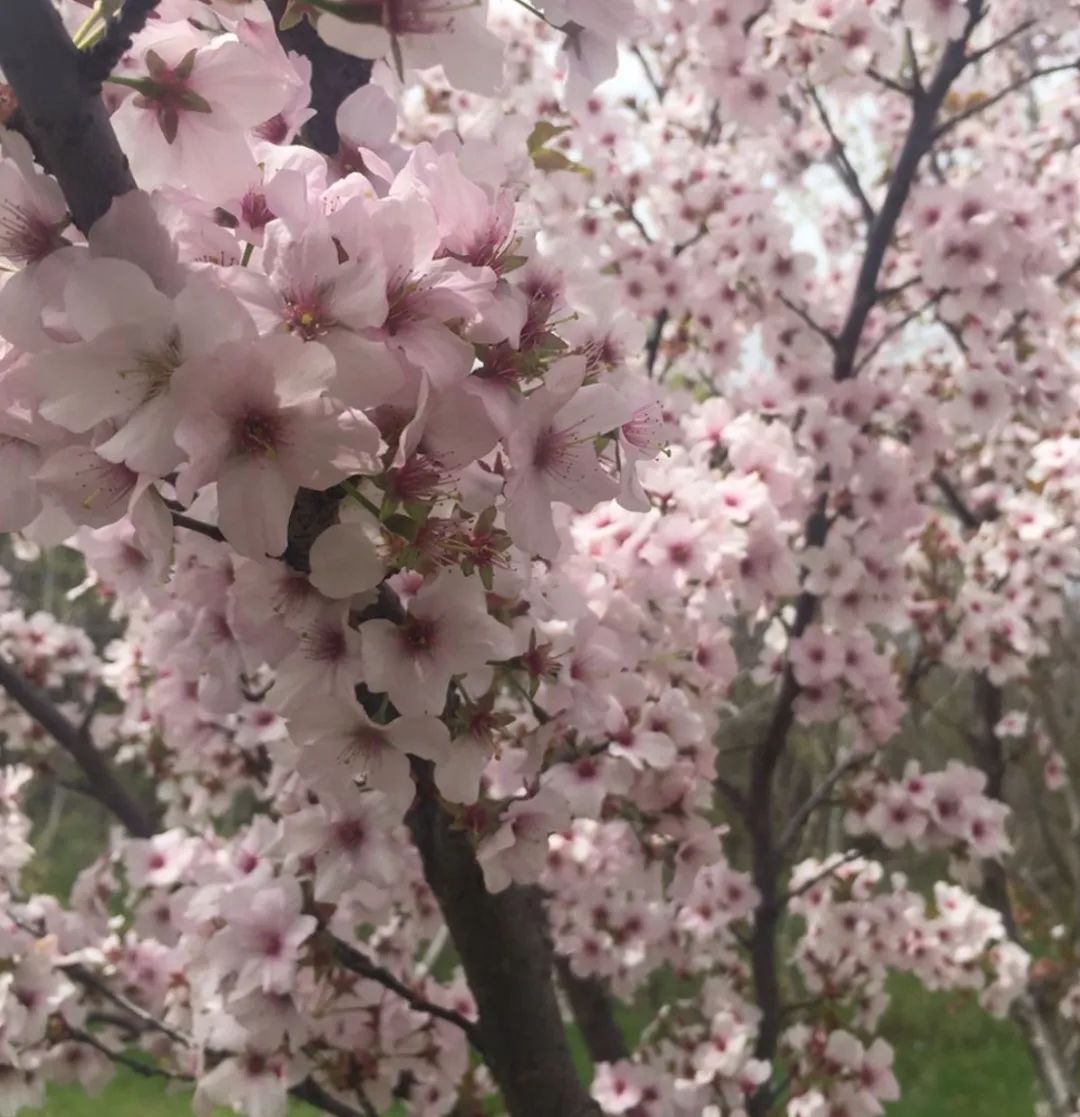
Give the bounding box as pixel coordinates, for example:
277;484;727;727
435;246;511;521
0;201;63;264
283;287;334;340
303;623;348;664
401;615;438;655
260;931;284;958
334;818;367;850
233;407;286;457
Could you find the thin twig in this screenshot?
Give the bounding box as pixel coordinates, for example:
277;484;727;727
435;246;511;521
778;850;863;905
67;1026;190;1081
64;961;191;1046
162;499;226;543
331;936;485;1053
807;86;876;225
631;45;665;100
935;59;1080;139
965;17;1038;65
80;0;162;87
0;655;155;838
776;292;837;349
855;289;943;372
779;755;866;853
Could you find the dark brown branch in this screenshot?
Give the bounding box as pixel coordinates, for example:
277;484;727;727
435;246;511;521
64;960;191;1047
932;470;982;531
746;12;985;1111
776;293;837;349
643;308;669;378
779;755;865;854
935;59;1080;140
854;289;944;373
330;935;485;1051
555;957;628;1065
292;1077;375;1117
0;655;155;838
866;67;914;98
807;86;875;226
931;469;1078;1116
168;509;226;543
715;771;749;817
407;762;600;1117
81;0;161;88
833;9;982;381
265;0;373;156
904;30;924;98
776;849;863;905
67;1026;190;1081
0;0;134;231
964;18;1037;65
971;675;1079;1116
630;45;665;101
66;950;376;1117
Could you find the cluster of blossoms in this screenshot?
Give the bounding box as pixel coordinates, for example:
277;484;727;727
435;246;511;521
0;0;1080;1116
844;760;1012;858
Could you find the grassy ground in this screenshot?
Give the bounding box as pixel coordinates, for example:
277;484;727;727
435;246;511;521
28;976;1037;1116
883;975;1036;1116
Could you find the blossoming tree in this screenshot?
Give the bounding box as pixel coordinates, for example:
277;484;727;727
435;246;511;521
0;0;1078;1115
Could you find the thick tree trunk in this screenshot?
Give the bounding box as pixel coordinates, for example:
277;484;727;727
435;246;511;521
971;676;1077;1117
408;764;601;1117
556;957;629;1066
0;0;135;232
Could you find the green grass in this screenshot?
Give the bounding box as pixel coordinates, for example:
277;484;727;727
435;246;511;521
28;978;1039;1116
34;1076;205;1117
881;975;1036;1116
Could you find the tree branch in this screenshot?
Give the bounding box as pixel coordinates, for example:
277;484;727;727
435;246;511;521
0;0;134;232
80;0;162;88
60;958;191;1046
935;60;1080;139
555;957;628;1066
745;12;985;1110
67;1026;189;1081
776;292;837;349
779;754;865;854
807;86;875;226
168;509;226;544
265;0;373;156
0;655;155;838
330;935;485;1052
407;762;600;1117
292;1077;377;1117
833;7;983;381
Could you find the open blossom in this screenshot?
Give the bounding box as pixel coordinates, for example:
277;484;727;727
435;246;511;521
227;212;401;410
0;139;68;267
477;787;571;892
195;1047;301;1117
29;259;253;477
1;0;1079;1113
208;877;316;997
360;569;514;716
111;32;296;200
504;356;635;558
289;696;449;811
283;797;397;903
316;0;505;95
172;334;380;558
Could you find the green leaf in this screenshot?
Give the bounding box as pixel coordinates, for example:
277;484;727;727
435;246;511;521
527;120;572;155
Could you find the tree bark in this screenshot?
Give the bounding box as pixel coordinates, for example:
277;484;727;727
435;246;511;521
408;764;601;1117
0;0;134;232
265;0;372;156
0;655;155;839
970;675;1077;1117
556;957;629;1066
